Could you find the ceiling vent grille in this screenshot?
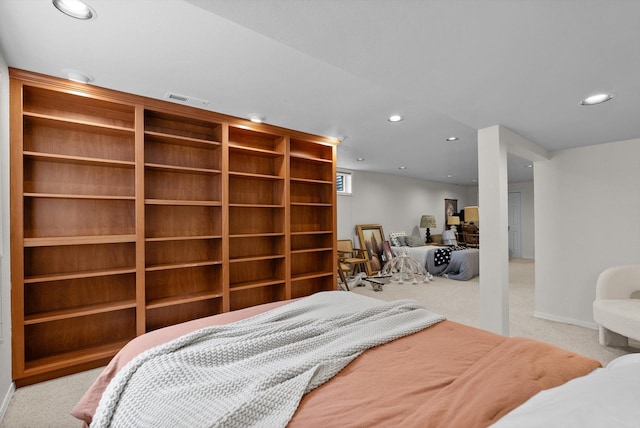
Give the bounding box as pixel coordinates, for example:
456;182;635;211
164;92;210;108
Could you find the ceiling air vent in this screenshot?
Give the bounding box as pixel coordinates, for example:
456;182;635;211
164;92;210;108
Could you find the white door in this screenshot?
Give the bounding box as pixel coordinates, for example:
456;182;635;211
508;192;522;259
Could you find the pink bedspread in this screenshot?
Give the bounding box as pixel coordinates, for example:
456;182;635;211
72;298;600;427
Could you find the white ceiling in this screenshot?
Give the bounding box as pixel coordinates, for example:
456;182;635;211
1;0;639;185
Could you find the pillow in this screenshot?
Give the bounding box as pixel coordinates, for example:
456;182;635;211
389;232;407;247
406;236;426;247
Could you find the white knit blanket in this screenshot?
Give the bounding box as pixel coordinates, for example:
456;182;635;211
91;291;445;428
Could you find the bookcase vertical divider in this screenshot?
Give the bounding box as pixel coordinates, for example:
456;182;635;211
134;105;147;335
221;122;231;313
284;136;292;301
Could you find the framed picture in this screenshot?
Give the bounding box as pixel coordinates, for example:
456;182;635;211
445;198;458;229
356;224;387;276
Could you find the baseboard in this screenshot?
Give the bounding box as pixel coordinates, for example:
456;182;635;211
0;381;15;423
533;311;598;330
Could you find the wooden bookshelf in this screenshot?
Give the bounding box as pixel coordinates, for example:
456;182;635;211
9;68;338;386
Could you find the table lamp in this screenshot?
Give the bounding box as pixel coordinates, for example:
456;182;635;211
420;215;437;243
447;215;460;233
464;206;479;225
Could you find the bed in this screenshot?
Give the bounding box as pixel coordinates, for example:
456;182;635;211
491;352;640;427
72;291;602;427
391;243;480;280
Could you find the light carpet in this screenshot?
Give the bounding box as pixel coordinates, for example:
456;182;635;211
2;259;637;427
350;258;638;366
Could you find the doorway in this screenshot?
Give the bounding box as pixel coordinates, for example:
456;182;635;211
508;191;522;259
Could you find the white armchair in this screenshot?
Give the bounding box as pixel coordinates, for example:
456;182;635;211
593;264;640;346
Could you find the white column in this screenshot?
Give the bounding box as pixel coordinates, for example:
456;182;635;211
477;125;549;335
478;126;510;335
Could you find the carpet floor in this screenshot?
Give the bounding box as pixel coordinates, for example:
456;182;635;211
350;258;638;366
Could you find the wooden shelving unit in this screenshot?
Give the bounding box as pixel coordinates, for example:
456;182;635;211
12;77;138;385
289;138;336;298
143;109;224;332
227;126;287;310
10;68;338;386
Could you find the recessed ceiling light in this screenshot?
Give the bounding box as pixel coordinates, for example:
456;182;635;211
62;69;94;83
580;93;614;106
52;0;96;20
446;137;458;142
447;174;453;178
527;164;533;168
356;158;365;162
398;166;407;170
388;115;403;122
248;114;265;123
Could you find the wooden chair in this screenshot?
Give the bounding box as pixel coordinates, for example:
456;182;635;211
461;225;479;248
337;262;349;290
337;239;369;290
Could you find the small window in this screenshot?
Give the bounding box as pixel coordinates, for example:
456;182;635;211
337;171;352;195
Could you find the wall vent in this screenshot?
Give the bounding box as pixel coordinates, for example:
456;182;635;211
164;92;210;108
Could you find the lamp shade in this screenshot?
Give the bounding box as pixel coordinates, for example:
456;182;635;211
420;215;436;228
464;206;479;223
447;216;460;226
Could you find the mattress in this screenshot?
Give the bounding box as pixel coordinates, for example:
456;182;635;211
72;292;600;427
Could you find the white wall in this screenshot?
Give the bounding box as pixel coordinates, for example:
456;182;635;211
337;193;353;241
0;55;14;421
508;181;535;259
337;170;471;245
535;138;640;327
465;186;478;206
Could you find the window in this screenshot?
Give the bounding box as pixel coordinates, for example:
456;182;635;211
337;171;352;195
